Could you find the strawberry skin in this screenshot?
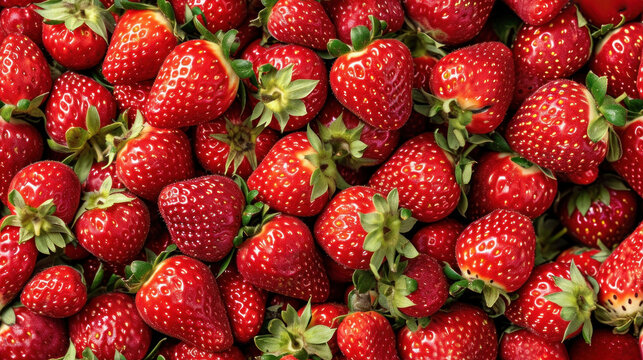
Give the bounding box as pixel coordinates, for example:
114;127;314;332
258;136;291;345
83;161;125;192
411;218;464;268
0;119;43;206
168;342;245;360
20;265;86;318
158;175;244;262
505;79;608;174
412;54;438;91
0;307;68;360
136;255;233;352
368;132;460;223
337;311;399;360
401;254;449;318
237;215;330;302
576;0;643;26
0;5;43;46
500;328;569;360
70;292;151;360
113;82;153;125
398;303;497;360
103;9;178;85
265;0;336;50
145;39;239;128
323;0;404;44
502;0;568;25
42;23;107;70
298;303;348;355
0;222;37;309
0;34;51;106
217;267;266;343
612;117;643;198
182;0;246;34
556;246;606;278
568;327;640;360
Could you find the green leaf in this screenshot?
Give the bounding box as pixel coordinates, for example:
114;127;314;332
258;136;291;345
303;325;335;343
587;117;610;143
231;59;254;80
1;307;16;324
350;25;371;51
606;127;622;162
576;191;592;216
586;72;607;105
600;103;627;126
327;39;351;57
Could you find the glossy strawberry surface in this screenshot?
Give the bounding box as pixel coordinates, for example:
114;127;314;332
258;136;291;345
500;329;569;360
0;119;43;206
323;0;404;44
612;117;643;197
337;311;399;360
0;306;68;360
502;0;568;25
0;222;37;309
411;218;464;268
0;34;51;105
42;23;106;70
218;267;266;343
266;0;336;50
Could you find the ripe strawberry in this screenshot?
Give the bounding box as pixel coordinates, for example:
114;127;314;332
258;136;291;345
468;151;558;219
505;262;598;342
499;328;569;360
168;342;245;360
217;267;266;343
569;327;640;360
75;177;150;265
257;0;336;50
590;23;643;98
20;265;86;318
323;255;354;283
133;254;233;352
397;303;497;360
558;176;638;247
0;306;68;360
323;0;404;44
368;132;460;223
556;245;610;278
297;303;348;355
0;5;42;46
174;0;246;35
237;214;330;302
558;167;600;185
611;116;643;197
577;0;643;26
158;175;244;262
82;161;124;192
70;292;151;360
412;54;438;91
511;6;591;107
329;18;413;131
113;82;153;125
0;221;37;309
411;218;464;268
337;311;398;360
0;118;43;206
502;0;568;25
102;8;178;85
194;102;279;178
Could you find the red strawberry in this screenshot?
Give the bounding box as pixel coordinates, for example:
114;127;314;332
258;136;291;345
297;303;348;355
577;0;643;27
194;102;279;178
412;54;438;91
568;327;640;360
63;241;91;260
557;167;600;185
500;328;569;360
175;0;246;35
397;303;497;360
392;254;449;319
502;0;568;25
134;255;233;352
0;306;68;360
257;0;336;50
20;265;86;318
323;255;354;283
511;6;591;107
505;262;598;342
468;151;558;219
337;311;398;360
158;175;244;262
558;176;638;247
411;218;464;268
75;177;150;265
102;9;178;85
329;18;413;131
0;221;37;309
0;118;43;206
0;0;31;6
403;0;494;45
69;292;151;360
113;82;153;125
556;245;610;278
0;5;43;46
168;342;245;360
82;161;124;192
217;267;266;343
368;132;460;223
611;116;643;197
237;214;330;302
323;0;404;44
590;22;643;98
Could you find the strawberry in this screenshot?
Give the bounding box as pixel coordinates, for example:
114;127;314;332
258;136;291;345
323;255;354;283
502;0;568;25
397;303;497;360
505;262;599;342
82;161;124;192
131;254;233;352
323;0;404;44
468;151;558;219
0;306;68;360
102;8;178;85
20;265;86;318
328;18;413;131
168;342;245;360
75;177;150;265
69;292;151;360
113;82;152;125
0;221;37;309
590;22;643;98
297;303;348;355
499;328;569;360
576;0;643;27
411;218;464;268
217;266;266;343
568;327;640;360
237;214;330;302
0;34;51;119
0;118;43;206
337;311;398;360
0;5;43;46
511;6;592;107
611;116;643;197
412;54;438;91
158;175;244;262
558;176;638;247
256;0;336;50
194;102;279;178
556;245;610;278
558;167;600;185
36;0;114;70
176;0;246;35
368;132;460;223
595;221;643;332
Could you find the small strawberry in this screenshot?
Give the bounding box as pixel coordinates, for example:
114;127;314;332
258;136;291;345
175;0;246;35
328;17;413;131
113;82;153;125
558;167;600;185
0;5;43;46
412;54;439;92
168;342;245;360
502;0;568;25
569;327;640;360
411;218;464;268
499;328;569;360
397;303;497;360
576;0;643;26
0;306;68;360
556;245;611;278
82;161;124;192
297;303;348;355
69;292;151;360
20;265;86;318
217;266;266;343
337;311;398;360
0;221;37;309
611;116;643;197
323;0;404;44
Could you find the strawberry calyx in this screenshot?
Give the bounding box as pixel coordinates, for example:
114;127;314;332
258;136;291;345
119;244;178;293
396;18;446;59
314;116;375;170
254;301;336;360
111;0;185;40
327;15;387;57
585;72;627;161
0;93;48;122
35;0;115;43
596;305;643;335
105;110;145;166
209;117;264;176
563;174;630;217
0;190;74;255
376;263;430;332
73;176;133;222
304;125;351;202
54;339;167;360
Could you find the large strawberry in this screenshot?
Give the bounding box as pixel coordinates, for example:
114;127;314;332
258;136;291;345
217;266;266;343
20;265;86;318
411;218;464;268
0;221;37;309
568;327;640;360
502;0;568;25
611;116;643;197
323;0;404;44
158;175;244;262
337;311;398;360
397;303;497;360
0;306;68;360
0;118;43;206
576;0;643;26
499;328;569;360
328;17;413;131
0;5;43;46
69;292;151;360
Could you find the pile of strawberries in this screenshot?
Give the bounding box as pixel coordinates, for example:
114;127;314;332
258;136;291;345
1;0;643;358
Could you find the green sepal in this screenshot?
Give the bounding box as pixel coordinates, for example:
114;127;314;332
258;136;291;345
118;244;177;293
0;306;16;325
327;16;388;57
564;174;630;217
73;176;132;224
0;93;48;121
36;0;115;42
585;71;628;143
303;125;351;202
314;117;375;170
396;21;446;59
442;263;511;315
590;14;625;38
210;116;266;176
